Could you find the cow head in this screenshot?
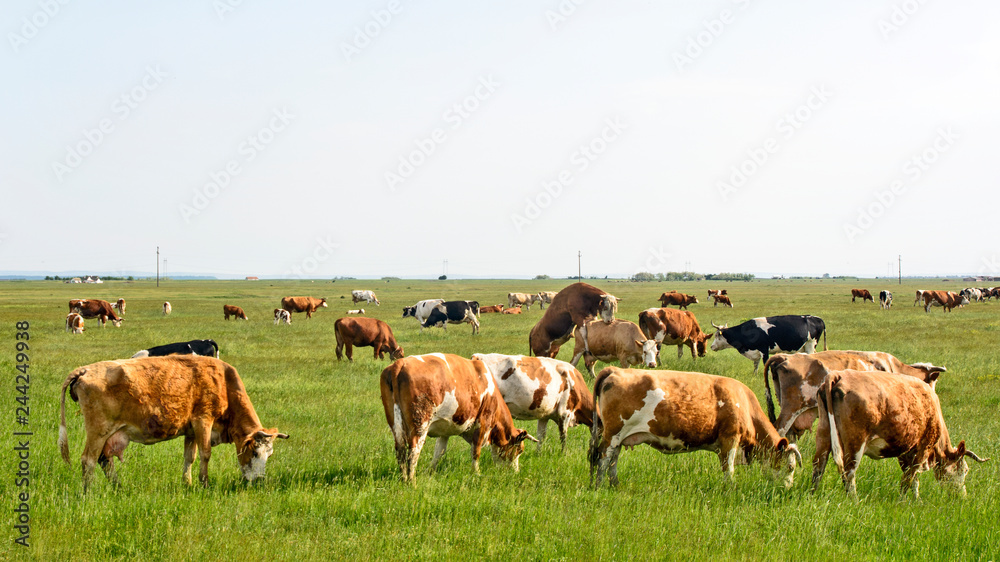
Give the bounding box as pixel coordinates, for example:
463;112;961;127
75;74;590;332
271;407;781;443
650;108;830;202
766;438;802;489
491;428;538;472
693;332;710;357
710;323;730;352
598;294;619;323
934;441;989;496
389;345;405;360
110;318;123;328
238;429;290;482
319;299;328;308
402;306;416;318
634;339;659;368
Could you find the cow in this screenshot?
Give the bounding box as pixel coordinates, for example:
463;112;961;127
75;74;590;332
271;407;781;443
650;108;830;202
589;367;802;489
923;290;969;312
713;294;733;308
913;290;925;306
537;291;558;310
879;290;892;310
223;305;248;321
812;369;988;499
71;299;123;328
421;301;480;334
960;288;983;303
658;292;698;309
569;319;658;377
528;283;619;358
334;317;404;361
508;292;542;311
762;350;946;442
163;302;172;315
402;299;445;331
379;353;536;483
465;300;481;317
851;289;874;303
281;296;328;319
132;339;220;358
351;290;380;306
59;356;288;492
708;289;727;298
480;304;504;314
710;315;827;375
346;309;365;315
502;306;522;314
273;308;291;325
471;353;593;452
111;298;126;315
637;307;711;363
65;313;85;334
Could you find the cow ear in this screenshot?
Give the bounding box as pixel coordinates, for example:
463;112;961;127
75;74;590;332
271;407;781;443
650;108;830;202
634;339;644;348
955;440;966;458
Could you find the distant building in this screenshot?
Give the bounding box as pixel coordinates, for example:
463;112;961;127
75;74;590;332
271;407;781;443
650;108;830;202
84;276;103;284
245;276;259;281
69;277;82;283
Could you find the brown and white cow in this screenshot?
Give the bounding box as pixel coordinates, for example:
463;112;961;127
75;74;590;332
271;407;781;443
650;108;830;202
658;291;698;309
281;296;328;318
472;353;593;452
762;351;946;442
537;291;558;310
111;298;126;315
273;308;291;325
223;304;248;320
851;289;874;303
923;290;969;312
638;307;711;363
589;367;801;489
502;306;522;314
71;299;123;328
713;294;733;307
479;304;504;314
347;309;364;315
65;313;85;334
334;317;404;361
529;283;619;358
163;302;172;315
379;353;536;482
913;290;925;306
812;369;988;499
508;292;541;311
58;355;289;492
707;289;727;298
570;319;658;377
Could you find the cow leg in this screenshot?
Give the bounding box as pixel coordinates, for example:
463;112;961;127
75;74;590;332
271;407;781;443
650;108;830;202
585;355;597;378
335;341;344;360
191;422;213;486
841;444;865;500
429;437;449;472
811;419;832;492
405;426;428;483
97;454;118;487
720;442;740;481
578;324;591;355
345;343;353;362
182;434;197;486
556;416;570;454
604;445;621;487
570;350;585;369
535;419;548;452
898;458;922;500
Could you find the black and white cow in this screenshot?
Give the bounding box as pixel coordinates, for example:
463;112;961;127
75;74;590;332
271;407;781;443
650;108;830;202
466;300;481;317
710;315;826;374
879;290;893;310
402;299;445;332
422;301;481;334
131;339;220;358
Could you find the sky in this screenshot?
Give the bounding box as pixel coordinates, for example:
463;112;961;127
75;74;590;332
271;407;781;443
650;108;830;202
2;1;998;279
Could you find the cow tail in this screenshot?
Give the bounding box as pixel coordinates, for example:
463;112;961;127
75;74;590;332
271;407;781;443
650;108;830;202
59;369;85;464
334;320;344;348
762;356;780;424
210;339;220;358
819;372;844;471
588;370;611;470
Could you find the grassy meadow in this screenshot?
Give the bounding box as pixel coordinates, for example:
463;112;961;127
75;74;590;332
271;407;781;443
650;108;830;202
1;278;998;560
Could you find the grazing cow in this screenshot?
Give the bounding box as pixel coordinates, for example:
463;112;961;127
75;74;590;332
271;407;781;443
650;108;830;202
402;299;445;331
960;288;983;303
570;319;658;377
281;296;327;318
132;339;220;358
923;290;969;312
502;306;522;314
508;292;542;311
480;304;504;314
163;302;172;315
273;309;291;325
637;307;711;363
659;292;699;309
762;351;946;441
65;313;85;334
529;283;619;358
71;299;123;328
589;367;801;489
851;289;874;303
472;353;593;452
713;294;733;308
812;369;988;498
334;317;404;361
111;298;126;315
710;315;827;375
708;289;727;298
379;353;536;482
59;356;289;491
351;290;380;306
913;290;925;306
421;301;480;334
346;309;365;315
223;305;248;321
537;291;558;310
879;290;893;310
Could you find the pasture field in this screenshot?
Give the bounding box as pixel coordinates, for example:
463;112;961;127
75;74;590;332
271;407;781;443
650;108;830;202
1;278;998;560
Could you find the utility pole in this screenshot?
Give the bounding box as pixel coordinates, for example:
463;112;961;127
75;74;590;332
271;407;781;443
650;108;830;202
156;246;159;287
577;251;581;282
898;255;902;285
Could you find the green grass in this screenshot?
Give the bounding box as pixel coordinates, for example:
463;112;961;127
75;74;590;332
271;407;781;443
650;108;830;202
1;278;997;560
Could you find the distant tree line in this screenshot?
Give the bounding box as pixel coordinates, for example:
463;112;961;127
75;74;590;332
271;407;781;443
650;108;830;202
45;275;135;281
630;271;755;282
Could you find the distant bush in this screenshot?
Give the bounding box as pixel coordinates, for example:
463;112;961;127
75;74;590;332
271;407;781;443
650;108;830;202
438;275;447;280
534;274;551;280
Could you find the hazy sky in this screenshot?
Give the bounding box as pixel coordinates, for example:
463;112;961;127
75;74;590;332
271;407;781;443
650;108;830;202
2;1;998;279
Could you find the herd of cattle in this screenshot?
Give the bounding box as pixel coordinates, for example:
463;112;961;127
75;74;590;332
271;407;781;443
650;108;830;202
851;287;998;312
58;282;990;500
